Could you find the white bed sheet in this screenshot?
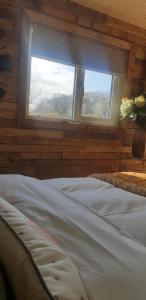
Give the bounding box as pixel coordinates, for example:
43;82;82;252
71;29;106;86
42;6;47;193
0;174;146;300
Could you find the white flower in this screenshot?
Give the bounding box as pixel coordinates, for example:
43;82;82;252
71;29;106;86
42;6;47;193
120;99;134;118
122;97;129;103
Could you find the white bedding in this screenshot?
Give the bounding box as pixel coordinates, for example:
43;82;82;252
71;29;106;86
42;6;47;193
0;174;146;300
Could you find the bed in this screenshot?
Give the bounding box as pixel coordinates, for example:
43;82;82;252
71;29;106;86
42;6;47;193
0;172;146;300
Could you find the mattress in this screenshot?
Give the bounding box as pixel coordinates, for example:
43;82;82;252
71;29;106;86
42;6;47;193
0;174;146;300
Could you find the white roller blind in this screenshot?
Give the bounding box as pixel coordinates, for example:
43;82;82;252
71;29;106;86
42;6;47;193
31;24;128;76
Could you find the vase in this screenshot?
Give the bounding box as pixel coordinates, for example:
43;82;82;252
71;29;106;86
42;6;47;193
132;127;146;158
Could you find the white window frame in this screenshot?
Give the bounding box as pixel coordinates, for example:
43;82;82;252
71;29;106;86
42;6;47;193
80;74;122;127
28;58;123;127
72;66;122;126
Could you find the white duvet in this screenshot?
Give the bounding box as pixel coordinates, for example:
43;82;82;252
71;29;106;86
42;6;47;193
0;174;146;300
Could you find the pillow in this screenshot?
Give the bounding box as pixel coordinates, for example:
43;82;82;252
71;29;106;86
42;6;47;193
0;197;88;300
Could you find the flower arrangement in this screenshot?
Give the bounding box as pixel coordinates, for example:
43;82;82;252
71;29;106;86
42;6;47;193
120;93;146;128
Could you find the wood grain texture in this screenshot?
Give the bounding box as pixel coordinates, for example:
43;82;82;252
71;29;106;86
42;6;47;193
72;0;146;31
0;0;145;178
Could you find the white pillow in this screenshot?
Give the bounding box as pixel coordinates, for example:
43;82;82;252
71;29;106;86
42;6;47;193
0;197;88;300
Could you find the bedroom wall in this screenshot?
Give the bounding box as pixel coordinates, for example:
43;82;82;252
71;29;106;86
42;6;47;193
0;0;146;178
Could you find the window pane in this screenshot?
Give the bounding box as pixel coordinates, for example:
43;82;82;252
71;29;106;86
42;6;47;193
81;70;112;119
29;57;75;120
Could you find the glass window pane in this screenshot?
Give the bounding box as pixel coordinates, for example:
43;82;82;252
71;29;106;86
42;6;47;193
81;70;112;119
29;57;75;120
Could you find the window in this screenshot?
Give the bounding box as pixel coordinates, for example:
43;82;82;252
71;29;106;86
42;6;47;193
29;56;121;126
29;57;75;120
18;11;128;129
82;70;112;119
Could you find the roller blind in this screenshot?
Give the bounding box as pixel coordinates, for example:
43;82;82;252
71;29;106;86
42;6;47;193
31;24;128;76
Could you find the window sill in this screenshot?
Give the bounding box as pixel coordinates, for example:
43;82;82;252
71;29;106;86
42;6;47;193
18;116;125;139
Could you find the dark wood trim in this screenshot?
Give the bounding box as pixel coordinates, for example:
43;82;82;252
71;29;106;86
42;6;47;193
17;11;32;127
18;116;125;137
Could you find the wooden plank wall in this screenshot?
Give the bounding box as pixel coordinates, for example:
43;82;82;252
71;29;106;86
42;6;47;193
0;0;146;178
